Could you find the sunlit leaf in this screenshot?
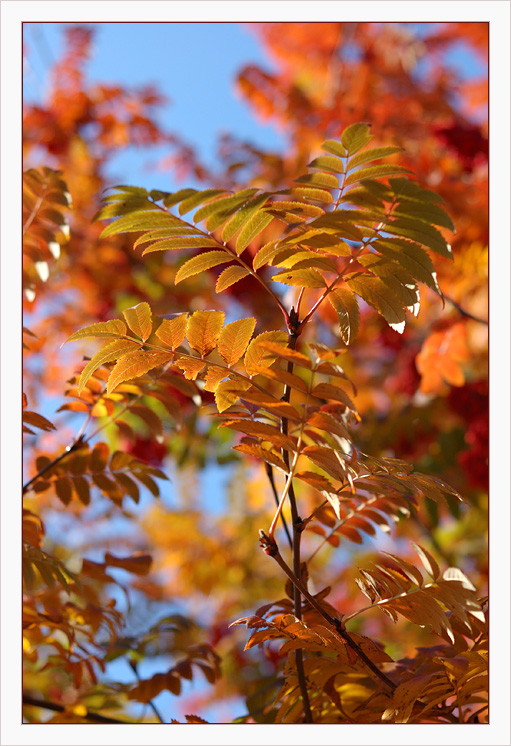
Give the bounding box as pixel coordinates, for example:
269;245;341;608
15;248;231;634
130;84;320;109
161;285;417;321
216;265;250;292
328;289;360;345
79;339;141;393
186;310;225;358
65;319;127;344
107;351;172;394
123;302;153;341
218;318;256;366
244;331;288;377
175;251;233;284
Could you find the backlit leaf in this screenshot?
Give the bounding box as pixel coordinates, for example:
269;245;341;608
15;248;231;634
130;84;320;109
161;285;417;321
328;289;360;345
178;188;227;216
341;123;373;154
321;139;347;158
65;319;127;344
175;251;233;284
347;275;407;333
216;265;250;292
309;157;346;179
347;146;404;170
389;217;453;259
155;313;188;349
271;268;326;288
345;164;413;186
215;377;251;412
311;382;358;414
141;235;220;255
123;302;153;341
186;310;225;358
244;331;288;377
218;318;256;366
236;211;273;254
107;351;172;394
222;192;270;242
79;339;141;393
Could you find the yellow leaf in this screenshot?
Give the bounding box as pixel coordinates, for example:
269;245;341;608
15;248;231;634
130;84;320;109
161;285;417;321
107;351;172;394
271;268;327;288
122;302;153;341
65;319;127;344
328;289;360;345
79;339;141;393
186;310;225;358
155;313;188;350
347;275;406;333
174;357;206;380
244;331;288;377
175;251;232;284
215;377;251;412
218;318;256;366
203;365;228;392
215;265;250;293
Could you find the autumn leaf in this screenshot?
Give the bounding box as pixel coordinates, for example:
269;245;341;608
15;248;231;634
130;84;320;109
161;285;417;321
186;310;225;358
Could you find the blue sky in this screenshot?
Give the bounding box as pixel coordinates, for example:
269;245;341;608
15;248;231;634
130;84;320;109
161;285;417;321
23;22;487;192
23;22;288;191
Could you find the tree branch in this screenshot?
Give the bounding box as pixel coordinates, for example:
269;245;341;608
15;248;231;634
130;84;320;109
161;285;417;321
22;694;130;724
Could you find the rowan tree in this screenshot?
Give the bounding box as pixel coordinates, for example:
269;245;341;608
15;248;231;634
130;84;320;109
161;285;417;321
22;23;488;725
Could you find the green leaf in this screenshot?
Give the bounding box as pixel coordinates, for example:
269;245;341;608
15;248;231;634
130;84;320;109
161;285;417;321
65;319;127;344
388;177;444;204
175;251;233;284
347;146;404;170
236;211;273;254
346;275;407;333
358;255;420;315
141;235;219;255
79;339;141;393
221;193;270;243
328;289;360;345
345;164;413;186
271;268;326;288
133;227;202;249
341;123;374;154
307;155;345;174
216;265;250;293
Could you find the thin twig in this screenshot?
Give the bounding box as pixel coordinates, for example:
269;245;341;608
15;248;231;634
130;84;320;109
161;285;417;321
264;463;292;549
444;294;488;325
259;530;396;694
128;659;166;724
23;694;129;724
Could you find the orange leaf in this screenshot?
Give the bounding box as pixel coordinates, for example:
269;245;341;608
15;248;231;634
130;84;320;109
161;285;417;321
122;302;153;341
186;310;225;357
244;330;288;377
104;552;153;576
218;317;256;366
107;350;172;394
155;314;188;349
